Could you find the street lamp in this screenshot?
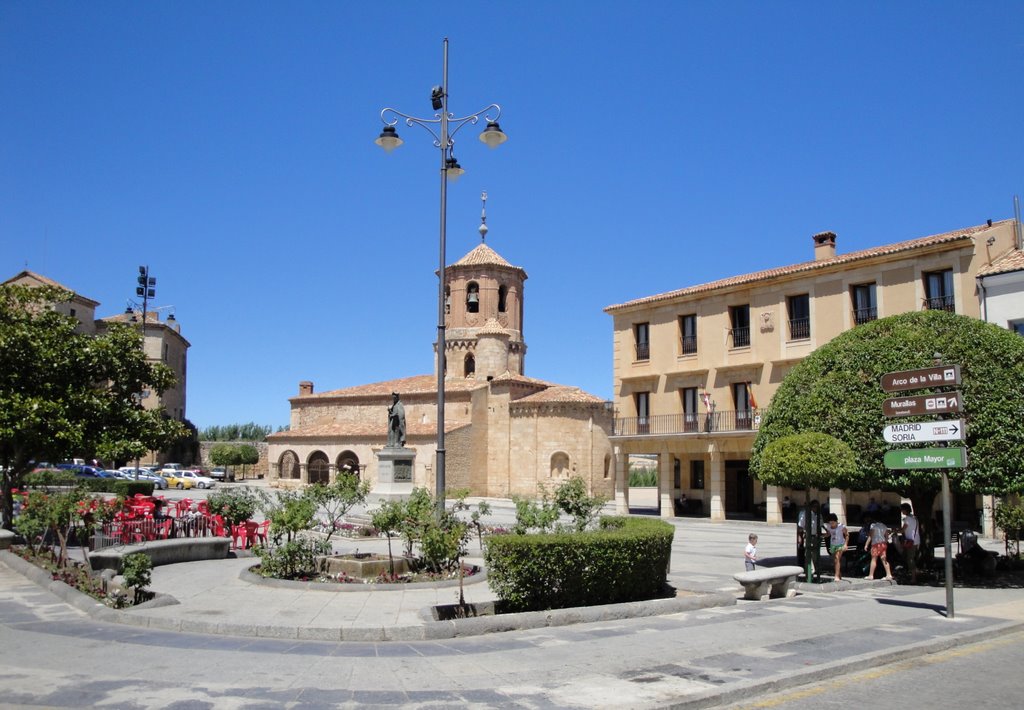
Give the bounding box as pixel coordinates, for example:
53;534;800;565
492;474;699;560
131;265;156;479
375;38;507;513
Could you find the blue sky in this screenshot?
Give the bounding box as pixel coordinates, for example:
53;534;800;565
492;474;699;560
3;2;1022;430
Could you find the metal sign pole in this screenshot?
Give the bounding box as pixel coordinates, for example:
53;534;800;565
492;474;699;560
941;470;954;618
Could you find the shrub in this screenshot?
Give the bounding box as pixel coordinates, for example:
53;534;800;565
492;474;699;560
121;552;153;604
112;480;155;498
994;501;1024;559
254;537;330;579
484;516;674;612
207;487;261;526
628;467;658;487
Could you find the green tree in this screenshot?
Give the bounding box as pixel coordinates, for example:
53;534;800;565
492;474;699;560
751;310;1024;551
209;443;242;478
0;285;186;529
237;444;259;479
305;473;370;543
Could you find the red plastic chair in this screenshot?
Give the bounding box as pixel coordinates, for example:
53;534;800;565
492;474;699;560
230;524;247;550
244;521;259;548
197;500;210;515
256;520;271;545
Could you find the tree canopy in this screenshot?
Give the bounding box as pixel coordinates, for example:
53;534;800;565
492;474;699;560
0;284;186;527
755;432;859;492
199;422;273;441
751;310;1024;504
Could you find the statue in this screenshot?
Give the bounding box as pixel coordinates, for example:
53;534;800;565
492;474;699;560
387;392;406;448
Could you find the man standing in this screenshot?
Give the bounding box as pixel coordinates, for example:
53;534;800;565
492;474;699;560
387;392;406;448
864;515;894;581
900;503;921;584
797;500;823;577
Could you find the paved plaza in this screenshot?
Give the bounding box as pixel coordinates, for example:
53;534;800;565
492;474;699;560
1;497;1022;708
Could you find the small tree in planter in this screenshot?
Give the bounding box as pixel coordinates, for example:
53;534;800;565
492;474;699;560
305;472;370;542
121;552;153;605
994;501;1024;560
206;488;261;528
371;499;405;576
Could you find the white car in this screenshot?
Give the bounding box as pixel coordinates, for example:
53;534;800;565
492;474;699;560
178;470;216;489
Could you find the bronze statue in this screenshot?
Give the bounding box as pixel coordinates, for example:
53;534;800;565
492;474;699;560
387;392;406;448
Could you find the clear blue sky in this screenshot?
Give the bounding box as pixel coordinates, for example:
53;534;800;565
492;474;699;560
3;2;1022;429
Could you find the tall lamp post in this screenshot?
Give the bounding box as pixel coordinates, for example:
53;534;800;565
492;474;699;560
130;265;156;479
375;38;507;512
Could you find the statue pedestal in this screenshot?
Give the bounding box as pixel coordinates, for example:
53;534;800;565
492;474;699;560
373;447;415;501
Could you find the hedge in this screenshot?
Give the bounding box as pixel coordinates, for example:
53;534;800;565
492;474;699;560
22;471;153;497
483;516;674;612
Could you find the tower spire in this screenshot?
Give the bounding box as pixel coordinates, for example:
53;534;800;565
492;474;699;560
478;190;488;243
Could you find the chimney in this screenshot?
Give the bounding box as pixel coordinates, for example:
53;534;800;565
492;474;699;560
298;381;314;396
813;231;837;261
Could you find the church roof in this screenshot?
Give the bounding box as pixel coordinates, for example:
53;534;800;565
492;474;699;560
513;386;609;406
451;242;527;277
268;420;469;440
477;318;509;336
299;374;484;400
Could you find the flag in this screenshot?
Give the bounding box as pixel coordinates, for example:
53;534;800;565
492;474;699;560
746;382;758;409
700;389;713;410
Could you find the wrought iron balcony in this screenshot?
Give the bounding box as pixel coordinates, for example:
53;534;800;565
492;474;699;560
680;334;697;355
853;306;877;325
612;409;762;437
924;295;955;313
788;317;810;340
730;327;750;348
635;342;650;361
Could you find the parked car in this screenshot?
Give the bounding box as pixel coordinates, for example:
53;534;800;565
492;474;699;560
178;470;216;489
161;472;193;490
209;467;235;482
161;463;183;472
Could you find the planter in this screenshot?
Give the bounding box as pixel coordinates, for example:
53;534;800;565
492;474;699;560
319;553;409;579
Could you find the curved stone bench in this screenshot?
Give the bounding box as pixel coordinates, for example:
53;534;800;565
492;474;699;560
0;529;15;550
733;565;803;601
90;537;230;572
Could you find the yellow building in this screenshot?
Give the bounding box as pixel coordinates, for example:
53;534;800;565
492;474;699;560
605;219;1019;526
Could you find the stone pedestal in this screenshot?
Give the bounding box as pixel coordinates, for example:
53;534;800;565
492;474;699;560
373;447;415;501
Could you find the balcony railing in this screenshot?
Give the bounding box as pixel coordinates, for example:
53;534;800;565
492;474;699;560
789;317;810;340
730;327;750;348
680;334;697;355
924;295;955;313
635;342;650;361
613;409;762;437
853;306;877;325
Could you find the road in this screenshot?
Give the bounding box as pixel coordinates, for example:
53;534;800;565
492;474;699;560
723;629;1024;709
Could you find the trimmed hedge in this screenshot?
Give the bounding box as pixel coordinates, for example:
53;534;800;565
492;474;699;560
483;516;674;612
21;471;153;497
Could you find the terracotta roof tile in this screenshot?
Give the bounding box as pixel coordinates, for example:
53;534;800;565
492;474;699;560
513;386;608;405
450;243;527;277
2;270;100;306
477;318;510;336
268;420;469;440
301;374;483;399
977;248;1024;277
605;221;1006;312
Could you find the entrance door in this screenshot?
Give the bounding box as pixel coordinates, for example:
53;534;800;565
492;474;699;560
725;460;754;518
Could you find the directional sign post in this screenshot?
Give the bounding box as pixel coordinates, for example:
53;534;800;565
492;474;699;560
883;447;967;470
882;419;964;444
882;392;963;418
881;365;961;392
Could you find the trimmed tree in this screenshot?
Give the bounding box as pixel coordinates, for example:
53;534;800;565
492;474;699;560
751;310;1024;555
0;285;186;529
754;432;859;579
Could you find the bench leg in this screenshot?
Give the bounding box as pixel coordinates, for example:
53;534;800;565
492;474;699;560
742;581;768;601
769;576;797;599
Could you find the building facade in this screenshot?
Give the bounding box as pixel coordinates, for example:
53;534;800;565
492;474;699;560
2;270;190;424
605;219;1020;528
267;234;615;500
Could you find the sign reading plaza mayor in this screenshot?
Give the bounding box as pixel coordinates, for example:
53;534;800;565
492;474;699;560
882;419;965;443
883;447;967;470
882;392;962;418
880;364;961;392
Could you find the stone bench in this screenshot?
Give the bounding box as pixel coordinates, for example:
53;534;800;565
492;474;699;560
733;565;803;601
89;537;230;572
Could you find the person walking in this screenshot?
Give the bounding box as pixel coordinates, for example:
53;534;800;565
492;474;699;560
864;515;894;580
744;534;758;571
900;503;921;583
825;513;849;581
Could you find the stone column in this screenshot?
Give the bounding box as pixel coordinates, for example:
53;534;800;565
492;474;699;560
299;463;308;485
981;495;996;538
766;484;782;524
613;446;629;514
328;463;337;483
829;488;847;525
709;447;725;521
659;450;673;518
269;462;279;480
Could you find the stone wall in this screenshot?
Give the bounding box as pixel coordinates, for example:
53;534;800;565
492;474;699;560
198;440;269;479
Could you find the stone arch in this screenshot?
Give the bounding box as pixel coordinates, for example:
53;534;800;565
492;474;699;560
279;450;300;480
465;352;476;378
466;281;480;313
498;284;508;313
308;451;330;485
550;451;570;478
336;450;360;479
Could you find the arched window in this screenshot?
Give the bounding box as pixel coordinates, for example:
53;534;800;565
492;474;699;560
279;451;299;479
444;285;451;315
550;451;570;478
308;451;330;485
604;454;612;479
466;282;480;313
336;451;360;479
498;285;508;313
465;353;476;378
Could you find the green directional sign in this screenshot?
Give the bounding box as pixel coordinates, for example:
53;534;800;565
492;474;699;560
883;447;967;470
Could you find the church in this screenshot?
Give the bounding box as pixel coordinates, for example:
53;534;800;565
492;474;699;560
266;207;615;500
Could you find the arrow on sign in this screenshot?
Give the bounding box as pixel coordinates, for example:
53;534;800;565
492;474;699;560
883;419;965;443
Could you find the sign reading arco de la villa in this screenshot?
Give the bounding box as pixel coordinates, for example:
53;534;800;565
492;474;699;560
883;447;967;469
881;365;961;392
